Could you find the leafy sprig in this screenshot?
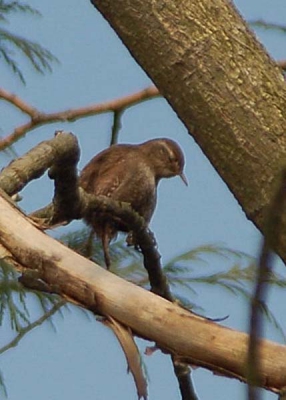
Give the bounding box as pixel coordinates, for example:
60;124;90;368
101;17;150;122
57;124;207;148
0;0;58;83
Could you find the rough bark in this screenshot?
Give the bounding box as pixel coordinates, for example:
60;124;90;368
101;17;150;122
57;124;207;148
0;194;285;392
90;0;286;262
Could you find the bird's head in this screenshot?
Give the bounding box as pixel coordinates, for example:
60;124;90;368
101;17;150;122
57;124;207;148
140;138;188;185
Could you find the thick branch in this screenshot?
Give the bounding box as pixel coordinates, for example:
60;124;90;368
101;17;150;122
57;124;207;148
0;131;79;197
0;194;285;392
0;86;159;149
90;0;286;263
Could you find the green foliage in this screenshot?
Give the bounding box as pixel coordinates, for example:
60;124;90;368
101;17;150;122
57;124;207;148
0;1;40;18
0;259;30;330
0;257;67;361
164;245;286;339
0;0;58;83
0;258;66;396
0;258;64;332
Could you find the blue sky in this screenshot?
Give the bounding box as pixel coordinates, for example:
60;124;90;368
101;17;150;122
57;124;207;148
1;1;286;399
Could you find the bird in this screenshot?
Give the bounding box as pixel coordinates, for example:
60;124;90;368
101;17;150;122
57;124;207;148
79;138;187;268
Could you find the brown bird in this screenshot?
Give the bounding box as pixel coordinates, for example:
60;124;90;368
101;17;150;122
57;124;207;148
79;138;187;268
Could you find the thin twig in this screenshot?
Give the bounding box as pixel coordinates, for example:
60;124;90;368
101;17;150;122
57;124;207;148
110;109;123;146
248;168;286;400
0;86;160;150
172;357;198;400
0;88;39;116
248;240;272;400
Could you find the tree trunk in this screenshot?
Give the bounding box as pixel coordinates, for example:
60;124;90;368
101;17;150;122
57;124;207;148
90;0;286;262
0;194;285;392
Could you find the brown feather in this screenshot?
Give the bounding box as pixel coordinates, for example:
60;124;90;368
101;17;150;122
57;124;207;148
79;138;186;268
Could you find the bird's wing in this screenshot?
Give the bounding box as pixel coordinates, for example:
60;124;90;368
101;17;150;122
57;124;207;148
79;145;134;196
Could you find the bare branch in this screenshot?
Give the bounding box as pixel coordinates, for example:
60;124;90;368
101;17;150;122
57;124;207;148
0;88;39;116
0;86;160;150
0;131;79;197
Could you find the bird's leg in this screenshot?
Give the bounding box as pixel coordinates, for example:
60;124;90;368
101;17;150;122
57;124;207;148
102;229;111;269
126;232;141;253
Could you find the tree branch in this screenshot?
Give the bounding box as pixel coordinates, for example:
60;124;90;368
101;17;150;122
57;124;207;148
110;109;123;145
0;194;285;392
0;86;160;150
0;87;39;117
0;130;79;198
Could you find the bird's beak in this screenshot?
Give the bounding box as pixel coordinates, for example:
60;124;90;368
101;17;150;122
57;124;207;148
180;172;188;186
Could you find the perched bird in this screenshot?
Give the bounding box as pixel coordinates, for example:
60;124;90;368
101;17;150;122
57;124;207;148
79;138;187;268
